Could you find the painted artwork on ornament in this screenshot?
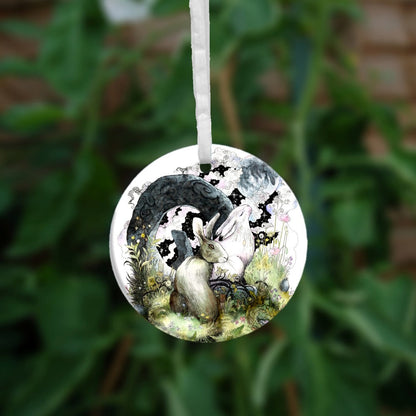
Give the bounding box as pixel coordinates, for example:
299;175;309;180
110;145;307;342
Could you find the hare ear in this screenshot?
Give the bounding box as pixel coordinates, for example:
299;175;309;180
193;217;205;241
205;213;220;239
217;220;237;240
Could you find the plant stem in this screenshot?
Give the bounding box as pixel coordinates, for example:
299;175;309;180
292;3;329;212
288;2;330;415
217;56;244;150
91;335;133;416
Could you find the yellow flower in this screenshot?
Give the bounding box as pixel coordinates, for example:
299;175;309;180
147;276;157;289
141;233;146;238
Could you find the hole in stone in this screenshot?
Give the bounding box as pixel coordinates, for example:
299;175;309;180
199;163;211;174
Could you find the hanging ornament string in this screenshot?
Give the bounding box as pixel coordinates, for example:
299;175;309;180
110;0;308;343
190;0;212;165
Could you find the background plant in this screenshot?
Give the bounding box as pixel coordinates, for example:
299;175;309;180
0;0;415;415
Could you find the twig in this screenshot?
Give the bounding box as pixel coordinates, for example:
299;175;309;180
272;327;300;416
91;334;133;416
217;57;244;149
284;381;301;416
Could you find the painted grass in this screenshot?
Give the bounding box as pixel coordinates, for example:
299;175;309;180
127;243;293;342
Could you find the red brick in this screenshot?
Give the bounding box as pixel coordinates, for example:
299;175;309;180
363;129;389;156
398;103;416;130
403;134;416;150
358;55;411;100
390;206;416;265
405;57;416;97
0;2;55;112
404;6;416;43
390;227;416;265
123;13;188;55
258;70;288;101
389;206;416;265
358;3;410;50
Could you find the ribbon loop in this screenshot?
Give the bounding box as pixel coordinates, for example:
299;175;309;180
190;0;212;165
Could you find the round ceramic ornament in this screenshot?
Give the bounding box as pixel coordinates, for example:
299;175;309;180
109;0;307;342
110;145;307;342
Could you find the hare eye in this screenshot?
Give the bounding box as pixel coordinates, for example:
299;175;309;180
208;244;215;250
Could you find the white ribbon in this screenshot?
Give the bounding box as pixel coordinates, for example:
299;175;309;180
190;0;212;165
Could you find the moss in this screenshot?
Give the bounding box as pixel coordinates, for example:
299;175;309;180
127;241;293;342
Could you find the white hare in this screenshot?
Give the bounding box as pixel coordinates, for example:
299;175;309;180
170;213;228;322
212;205;255;282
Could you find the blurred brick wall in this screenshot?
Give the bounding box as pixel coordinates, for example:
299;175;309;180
0;0;54;116
358;0;416;150
0;0;415;273
356;0;416;272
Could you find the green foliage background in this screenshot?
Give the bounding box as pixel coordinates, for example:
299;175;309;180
1;0;415;415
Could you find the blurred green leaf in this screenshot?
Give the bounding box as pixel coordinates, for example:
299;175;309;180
321;175;374;199
343;307;416;364
151;46;194;129
321;351;376;416
332;199;375;247
300;342;331;416
0;182;13;215
6;352;95;416
331;0;363;19
314;281;416;366
252;339;287;410
359;274;416;327
386;150;416;190
0;58;40;77
325;71;369;110
234;42;275;118
0;297;32;326
173;356;225;416
71;154;117;247
36;274;108;353
118;135;195;167
163;380;189;416
39;0;107;108
8;172;76;257
0;20;44;39
210;13;238;67
371;105;402;150
278;278;313;342
0;104;65;133
153;0;187;15
227;0;280;36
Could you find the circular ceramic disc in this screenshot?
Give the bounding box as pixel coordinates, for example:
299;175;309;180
110;145;307;342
